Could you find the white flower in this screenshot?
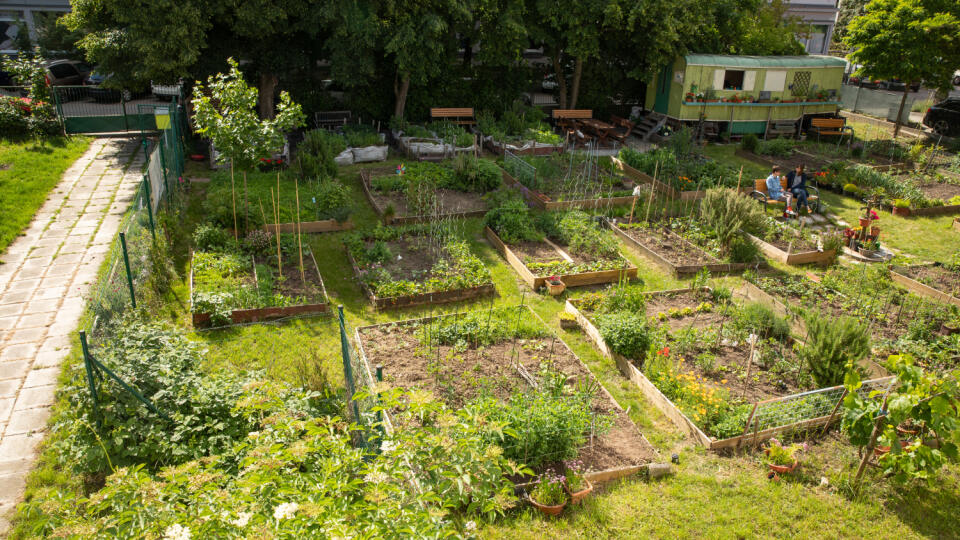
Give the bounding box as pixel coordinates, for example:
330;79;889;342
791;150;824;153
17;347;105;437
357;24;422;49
364;470;391;484
247;431;260;438
163;524;192;540
273;502;299;521
747;333;759;345
397;255;403;261
464;520;477;532
380;440;397;454
820;476;829;487
231;511;252;528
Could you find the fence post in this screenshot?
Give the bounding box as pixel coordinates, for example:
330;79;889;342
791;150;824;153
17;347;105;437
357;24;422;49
79;331;102;430
142;178;156;239
338;305;360;423
158;138;171;205
119;232;137;309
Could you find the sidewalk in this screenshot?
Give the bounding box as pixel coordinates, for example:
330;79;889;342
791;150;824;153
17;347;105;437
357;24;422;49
0;137;143;534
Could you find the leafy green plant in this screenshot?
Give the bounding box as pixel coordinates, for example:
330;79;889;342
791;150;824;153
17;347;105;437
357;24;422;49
342;124;382;147
741;133;759;153
596;312;651;360
765;439;803;466
314;180;352;222
528;473;566;505
405;174;437;216
756;138;795;157
799;309;870;387
484;197;541;244
735;302;791;341
298;129;346;179
193;223;230;251
557;211;619;259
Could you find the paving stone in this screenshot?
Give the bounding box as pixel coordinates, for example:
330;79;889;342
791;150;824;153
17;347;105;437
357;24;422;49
0;398;12;422
0;432;43;463
39;275;72;289
0;380;18;399
27;245;58;258
6;279;40;293
0;304;24;318
32;350;67;369
0;362;29;381
13;385;56;410
25;299;59;314
14;266;45;279
5;327;46;345
22;368;58;389
0;318;17;331
32;286;66;301
0;291;31;306
0;343;37;362
52;252;83;265
38;335;71;354
43;264;76;278
4;407;51;435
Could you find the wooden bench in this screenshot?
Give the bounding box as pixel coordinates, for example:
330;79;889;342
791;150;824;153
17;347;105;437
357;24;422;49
808;117;854;148
749;177;821;213
430;107;475;125
315;110;351;130
606;115;635;143
552;109;594;145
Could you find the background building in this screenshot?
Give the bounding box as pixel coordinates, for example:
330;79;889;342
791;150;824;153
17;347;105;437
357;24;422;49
0;0;70;54
784;0;840;55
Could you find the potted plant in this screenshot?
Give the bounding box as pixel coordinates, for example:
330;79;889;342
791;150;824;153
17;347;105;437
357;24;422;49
858;239;883;258
528;473;567;516
764;439;803;475
685;92;695;102
704;87;718;103
559;311;579;330
892;199;911;216
563;460;593;504
545;275;566;296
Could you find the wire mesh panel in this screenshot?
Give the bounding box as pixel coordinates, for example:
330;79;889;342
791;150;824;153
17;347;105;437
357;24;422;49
504;149;537;187
84;231;132;345
338;307;382;449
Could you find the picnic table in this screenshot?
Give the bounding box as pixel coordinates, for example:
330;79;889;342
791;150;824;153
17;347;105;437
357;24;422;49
579;118;614;138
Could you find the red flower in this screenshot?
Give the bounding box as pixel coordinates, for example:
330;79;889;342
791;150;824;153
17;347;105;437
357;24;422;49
658;346;670;357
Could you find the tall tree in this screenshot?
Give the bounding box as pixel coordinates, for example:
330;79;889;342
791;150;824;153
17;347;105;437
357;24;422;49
845;0;960;136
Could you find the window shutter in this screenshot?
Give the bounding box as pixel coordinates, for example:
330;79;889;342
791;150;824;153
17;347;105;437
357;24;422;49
743;71;756;91
713;69;725;91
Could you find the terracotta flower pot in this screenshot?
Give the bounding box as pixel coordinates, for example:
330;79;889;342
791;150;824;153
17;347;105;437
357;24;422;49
767;459;799;475
564;478;594;505
528;496;566;516
546;279;566;296
874;445;891;457
858;217;871;228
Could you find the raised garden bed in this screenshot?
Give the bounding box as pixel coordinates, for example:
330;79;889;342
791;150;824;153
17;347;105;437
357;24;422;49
610;219;760;276
359;159;500;225
190;245;328;328
485;226;637;291
354;307;656;482
393;122;478;161
611;155;752;201
746;230;835;266
501;153;638;211
484;137;563;156
566;287;892;450
891;263;960;308
345;224;495;310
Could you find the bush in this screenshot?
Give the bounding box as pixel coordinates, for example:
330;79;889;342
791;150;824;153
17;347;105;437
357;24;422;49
728;236;761;263
596;311;652;360
741;133;759;153
756;138;795;157
315;180;352;222
484;197;541;244
193;223;229;251
699;187;766;249
734;302;790;341
243;229;272;256
0;96;31;138
799;309;870;387
450;154;501;192
297;129;345;179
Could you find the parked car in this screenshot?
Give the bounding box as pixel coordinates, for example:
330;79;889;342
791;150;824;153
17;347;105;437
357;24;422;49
45;60;91;86
83;71;123;102
923;98;960;136
885;78;921;92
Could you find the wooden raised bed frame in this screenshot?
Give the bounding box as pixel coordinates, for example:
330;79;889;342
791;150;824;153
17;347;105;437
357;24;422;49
484;226;637;290
890;264;960;308
745;232;836;266
359;167;489;225
484;137;563;156
564;292;892;450
500;167;638;211
264;220;353;234
353;309;658;485
609;219;764;276
190;249;329;328
345;245;495;310
610;156;753;201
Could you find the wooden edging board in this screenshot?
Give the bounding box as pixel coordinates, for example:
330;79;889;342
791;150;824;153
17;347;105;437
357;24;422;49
890;264;960;308
264;220;354;234
345;244;496;310
484;138;563;156
745;232;836;266
353;307;657;485
565;294;879;450
500;167;638;211
609;219;762;276
905;203;960;217
484;226;637;290
191;249;329;328
610;156;753;201
359;168;489;225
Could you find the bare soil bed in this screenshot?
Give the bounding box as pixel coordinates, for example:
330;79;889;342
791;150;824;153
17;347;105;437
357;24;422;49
616;224;718;267
358;320;656;472
895;264;960;298
368;187;487;217
914;178;960;201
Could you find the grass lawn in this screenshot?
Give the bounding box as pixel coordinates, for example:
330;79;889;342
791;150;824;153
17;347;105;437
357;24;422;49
701;144;769;180
12;150;960;539
0;136;92;257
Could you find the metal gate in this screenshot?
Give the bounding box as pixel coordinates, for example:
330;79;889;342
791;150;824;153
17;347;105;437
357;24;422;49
53;86;180;134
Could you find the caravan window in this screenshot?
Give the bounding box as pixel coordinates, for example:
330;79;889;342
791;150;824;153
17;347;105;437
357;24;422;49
723;70;745;90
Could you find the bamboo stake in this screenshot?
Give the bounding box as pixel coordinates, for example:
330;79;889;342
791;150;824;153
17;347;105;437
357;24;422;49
277;172;282;274
230;162;238;240
271;187;281;276
736;165;743;192
258;197;274;256
646;161;659;223
243;171;249;236
295;177;305;282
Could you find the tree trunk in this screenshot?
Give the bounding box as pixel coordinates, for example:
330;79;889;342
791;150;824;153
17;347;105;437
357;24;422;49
394;71;411;119
570;56;583;109
462;37;473;68
258;72;279;120
893;86;908;138
552;49;568;109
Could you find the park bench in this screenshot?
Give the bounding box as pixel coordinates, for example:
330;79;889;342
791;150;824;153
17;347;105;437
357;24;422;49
750;177;821;214
552;109;593;130
808;117;854;148
430;107;475;125
606;115;636;143
315;110;351;130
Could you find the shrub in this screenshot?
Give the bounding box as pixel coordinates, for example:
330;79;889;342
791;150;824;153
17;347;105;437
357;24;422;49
735;302;790;341
315;180;352;222
699;187;766;249
450;154;501;192
484;198;541;244
297;129;345;179
0;96;31;138
596;312;652;360
193;223;229;251
799;309;870;387
756;138;795;157
741;133;759;153
728;236;761;263
243;229;272;256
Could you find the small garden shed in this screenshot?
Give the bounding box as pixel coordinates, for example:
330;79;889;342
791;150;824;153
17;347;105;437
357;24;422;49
645;54;845;136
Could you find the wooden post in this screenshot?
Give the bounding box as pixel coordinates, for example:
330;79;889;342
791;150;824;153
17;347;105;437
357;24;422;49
230;162;238;240
853;393;891;491
742;334;757;400
820;388;848;438
295;177;304;282
645;161;659;223
736;402;759;451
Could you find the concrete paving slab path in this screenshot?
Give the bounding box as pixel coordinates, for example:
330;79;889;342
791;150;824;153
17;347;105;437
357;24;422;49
0;137;142;535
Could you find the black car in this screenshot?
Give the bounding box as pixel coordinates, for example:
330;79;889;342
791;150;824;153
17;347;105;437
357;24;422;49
923;98;960;136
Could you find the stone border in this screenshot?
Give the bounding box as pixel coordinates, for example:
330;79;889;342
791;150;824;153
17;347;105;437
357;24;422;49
353;306;658;483
484;226;637;291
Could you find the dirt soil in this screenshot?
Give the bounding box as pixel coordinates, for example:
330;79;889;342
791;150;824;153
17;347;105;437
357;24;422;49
368;179;487;218
512;241;562;264
359;322;656;472
254;253;325;302
644;290;728;332
760;228;820;253
617;224;719;266
914;178;960;201
676;343;805;404
367;238;438;281
896;265;960;298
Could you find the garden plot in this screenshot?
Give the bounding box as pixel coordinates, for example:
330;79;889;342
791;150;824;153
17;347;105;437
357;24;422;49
360;157;500;225
393;121;477;161
356;306;656;478
501;151;638;210
564;284;893;450
190;227;328;327
476;104;564;156
484;204;637;290
891;262;960;308
745;217;837;266
345;223;495;309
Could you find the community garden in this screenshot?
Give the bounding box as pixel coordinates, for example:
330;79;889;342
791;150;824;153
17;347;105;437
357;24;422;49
6;63;960;540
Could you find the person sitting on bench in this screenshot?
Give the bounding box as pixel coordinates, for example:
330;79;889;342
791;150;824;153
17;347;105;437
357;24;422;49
786;164;812;214
766;165;794;216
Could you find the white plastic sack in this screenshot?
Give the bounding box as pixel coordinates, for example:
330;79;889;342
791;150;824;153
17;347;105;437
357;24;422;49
403;138;447;156
334;148;354;166
351;145;388;163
